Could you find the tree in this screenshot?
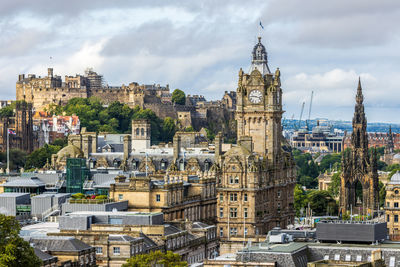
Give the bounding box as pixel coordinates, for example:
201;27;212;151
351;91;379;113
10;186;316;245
162;117;176;142
318;153;341;173
0;149;27;170
0;215;41;267
25;144;62;169
327;171;341;197
294;184;307;217
123;250;187;267
172;89;186;105
305;190;338;216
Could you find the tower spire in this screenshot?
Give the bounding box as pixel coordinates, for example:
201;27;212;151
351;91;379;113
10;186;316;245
356;77;363;105
249;36;271;75
351;78;368;150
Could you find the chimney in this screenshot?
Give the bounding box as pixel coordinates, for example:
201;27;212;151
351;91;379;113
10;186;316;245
215;132;222;160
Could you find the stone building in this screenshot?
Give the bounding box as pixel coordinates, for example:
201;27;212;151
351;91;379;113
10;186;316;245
216;37;296;254
385;171;400;240
52;211;218;266
340;79;379;216
0;101;35;153
291;123;344;153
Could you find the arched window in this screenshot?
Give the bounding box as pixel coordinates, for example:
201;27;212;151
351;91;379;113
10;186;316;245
141;128;145;136
136;128;139;136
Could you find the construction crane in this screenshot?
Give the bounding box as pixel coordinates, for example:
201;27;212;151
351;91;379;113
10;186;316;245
306;91;314;131
297;102;305;130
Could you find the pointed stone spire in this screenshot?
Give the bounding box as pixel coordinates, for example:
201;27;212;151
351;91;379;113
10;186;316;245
356;77;364;105
386;125;394;154
351;78;368;151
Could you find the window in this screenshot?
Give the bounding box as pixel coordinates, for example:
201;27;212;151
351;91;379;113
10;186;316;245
277;191;281;198
113;247;120;255
230;227;237;236
345;255;351;261
230;193;237;202
387;202;390;207
324;255;329;260
230;208;237;218
334;254;340;261
244;208;248;218
220;227;223;237
156;194;161;202
244;227;248;236
234;176;239;184
229;176;234;184
395;215;399;223
396;190;399;194
141;128;144;136
95;247;102;254
219;208;224;218
395;202;399;208
219;194;223;201
118;194;123;200
136;128;139;136
356;255;362;262
244;193;248;202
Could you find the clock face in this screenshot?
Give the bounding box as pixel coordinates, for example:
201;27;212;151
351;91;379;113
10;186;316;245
249;90;262;104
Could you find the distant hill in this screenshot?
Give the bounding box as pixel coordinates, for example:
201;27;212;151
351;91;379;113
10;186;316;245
282;119;400;133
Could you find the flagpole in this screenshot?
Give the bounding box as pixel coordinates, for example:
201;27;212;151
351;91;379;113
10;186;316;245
6;128;9;174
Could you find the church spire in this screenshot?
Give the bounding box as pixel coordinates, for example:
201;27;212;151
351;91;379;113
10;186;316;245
356;77;364;105
386;125;394;154
351;78;368;150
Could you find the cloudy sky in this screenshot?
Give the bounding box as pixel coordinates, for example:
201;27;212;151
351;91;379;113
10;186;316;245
0;0;399;123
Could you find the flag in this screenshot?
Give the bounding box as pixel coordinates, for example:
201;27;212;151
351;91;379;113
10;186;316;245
8;129;16;135
259;21;264;29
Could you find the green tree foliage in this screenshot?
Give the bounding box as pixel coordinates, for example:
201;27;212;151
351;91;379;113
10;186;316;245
327;171;341;197
25;144;62;169
292;150;319;188
0;105;14;118
184;126;194;132
306;190;338;216
49;98;177;144
205;128;216;141
162;117;176;142
50;137;68;148
123;250;187;267
0;149;27;170
294;186;338;216
171;89;186;105
294;184;307;217
318;153;341;173
0;215;42;267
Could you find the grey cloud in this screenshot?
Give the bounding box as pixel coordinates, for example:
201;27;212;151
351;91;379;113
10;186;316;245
262;0;400;48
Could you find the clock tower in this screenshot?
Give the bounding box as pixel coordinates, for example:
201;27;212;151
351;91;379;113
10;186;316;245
236;36;283;157
216;36;296;254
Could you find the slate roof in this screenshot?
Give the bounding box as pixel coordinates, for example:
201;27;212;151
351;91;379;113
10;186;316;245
33;248;57;261
30;236;92;252
192;222;212;229
140;232;159;250
2;177;45;187
109;235;142;242
164;224;184;236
